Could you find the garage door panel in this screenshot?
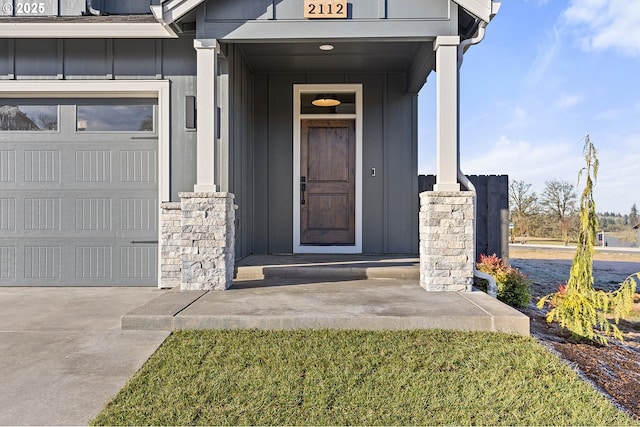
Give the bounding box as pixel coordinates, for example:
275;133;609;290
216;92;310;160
75;245;113;279
0;197;16;230
74;149;112;183
120;245;157;279
119;149;157;183
24;149;61;183
24;197;62;231
120;198;157;232
24;245;62;279
0;149;16;182
0;245;16;279
75;197;113;231
0;98;159;286
0;238;157;285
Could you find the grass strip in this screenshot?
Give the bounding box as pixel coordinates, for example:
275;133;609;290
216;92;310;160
92;329;637;426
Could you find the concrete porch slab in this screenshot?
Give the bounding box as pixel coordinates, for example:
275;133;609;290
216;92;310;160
122;279;529;336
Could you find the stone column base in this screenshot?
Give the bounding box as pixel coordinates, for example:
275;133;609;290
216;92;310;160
159;193;235;291
419;191;475;292
160;202;181;288
178;192;235;291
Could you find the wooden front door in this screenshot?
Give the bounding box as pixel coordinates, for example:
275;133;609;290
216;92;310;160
300;119;356;245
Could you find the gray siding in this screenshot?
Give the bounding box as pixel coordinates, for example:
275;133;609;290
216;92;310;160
225;45;255;259
198;0;456;40
203;0;450;21
252;71;418;255
0;36;198;202
265;73;299;254
3;36;420;257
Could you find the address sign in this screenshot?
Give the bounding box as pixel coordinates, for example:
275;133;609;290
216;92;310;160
304;0;347;19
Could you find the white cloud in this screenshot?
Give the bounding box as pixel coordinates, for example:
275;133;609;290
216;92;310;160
456;133;640;214
460;135;581;186
524;0;552;8
420;131;640;213
594;109;623;120
513;107;527;120
504;107;531;129
593;135;640;213
554;94;582;109
563;0;640;56
526;26;562;85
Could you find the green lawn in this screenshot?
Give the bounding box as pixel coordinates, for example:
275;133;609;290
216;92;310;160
92;330;637;426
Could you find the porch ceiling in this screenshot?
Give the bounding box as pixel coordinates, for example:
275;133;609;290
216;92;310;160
236;41;431;74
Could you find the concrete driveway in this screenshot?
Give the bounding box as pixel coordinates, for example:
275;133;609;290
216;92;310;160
0;287;169;426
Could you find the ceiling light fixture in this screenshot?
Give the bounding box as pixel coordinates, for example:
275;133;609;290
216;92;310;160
319;44;334;51
312;94;341;107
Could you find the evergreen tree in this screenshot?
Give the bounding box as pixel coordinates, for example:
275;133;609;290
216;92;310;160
538;136;637;345
629;203;638;227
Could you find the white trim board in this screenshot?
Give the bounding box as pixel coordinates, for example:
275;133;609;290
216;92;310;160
0;22;177;38
293;84;363;254
0;79;171;287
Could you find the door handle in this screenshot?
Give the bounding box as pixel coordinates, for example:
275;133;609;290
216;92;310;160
300;176;306;205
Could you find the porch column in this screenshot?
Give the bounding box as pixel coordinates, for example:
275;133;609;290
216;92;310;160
193;39;219;192
167;39;234;292
419;35;474;292
433;36;460;191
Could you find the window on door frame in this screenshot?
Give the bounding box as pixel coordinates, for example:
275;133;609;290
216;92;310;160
292;83;363;254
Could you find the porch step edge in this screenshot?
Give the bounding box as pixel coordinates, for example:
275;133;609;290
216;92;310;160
234;265;419;281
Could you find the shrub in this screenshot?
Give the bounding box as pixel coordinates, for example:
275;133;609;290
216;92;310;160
476;253;532;308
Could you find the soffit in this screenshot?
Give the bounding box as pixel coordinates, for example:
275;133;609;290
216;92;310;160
237;41;426;73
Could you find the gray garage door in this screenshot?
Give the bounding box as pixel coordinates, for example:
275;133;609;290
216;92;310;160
0;98;158;286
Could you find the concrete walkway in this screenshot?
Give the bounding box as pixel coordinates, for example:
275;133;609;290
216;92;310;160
123;280;529;334
0;287;169;426
124;255;529;335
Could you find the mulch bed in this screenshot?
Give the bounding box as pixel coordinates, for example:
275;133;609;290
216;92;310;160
523;305;640;419
511;250;640;419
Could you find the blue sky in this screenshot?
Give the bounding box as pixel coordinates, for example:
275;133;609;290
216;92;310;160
418;0;640;215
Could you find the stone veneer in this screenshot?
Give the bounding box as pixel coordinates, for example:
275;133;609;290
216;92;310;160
159;192;235;291
160;202;182;288
180;192;235;291
419;191;475;292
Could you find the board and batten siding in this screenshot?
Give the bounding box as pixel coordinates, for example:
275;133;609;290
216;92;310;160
198;0;457;40
225;45;256;259
0;36;198;202
252;71;418;255
203;0;450;21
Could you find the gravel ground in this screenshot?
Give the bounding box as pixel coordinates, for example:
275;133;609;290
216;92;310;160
509;246;640;419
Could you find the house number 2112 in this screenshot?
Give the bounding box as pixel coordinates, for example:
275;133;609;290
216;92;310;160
304;0;347;19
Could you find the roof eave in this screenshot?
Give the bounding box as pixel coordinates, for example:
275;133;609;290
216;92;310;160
453;0;501;23
154;0;206;26
0;22;177;38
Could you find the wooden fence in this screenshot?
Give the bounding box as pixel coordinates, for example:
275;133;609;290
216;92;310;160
419;175;509;263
